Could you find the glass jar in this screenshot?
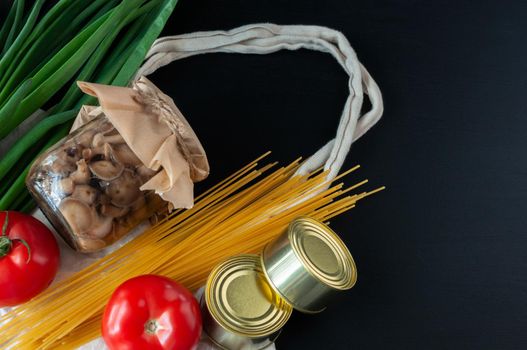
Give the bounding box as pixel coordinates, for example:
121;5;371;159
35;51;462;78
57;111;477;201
26;115;166;253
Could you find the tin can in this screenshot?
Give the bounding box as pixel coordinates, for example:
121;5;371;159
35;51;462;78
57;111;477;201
201;254;292;350
261;217;357;313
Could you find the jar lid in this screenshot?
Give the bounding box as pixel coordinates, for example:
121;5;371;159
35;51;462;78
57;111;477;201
132;77;209;182
75;77;209;209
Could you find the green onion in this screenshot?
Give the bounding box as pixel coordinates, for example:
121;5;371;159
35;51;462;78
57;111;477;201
0;8;155;182
24;0;79;45
56;0;162;112
19;197;36;214
0;0;103;96
113;0;180;86
0;0;44;77
0;110;76;182
0;79;32;138
0;0;18;49
1;0;25;55
0;0;148;137
88;0;121;27
0;0;180;211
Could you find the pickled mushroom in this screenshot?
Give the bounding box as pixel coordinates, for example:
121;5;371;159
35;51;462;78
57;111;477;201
50;157;76;175
130;195;146;211
76;237;107;252
101;204;129;218
113;143;142;167
98;193;111;205
88;215;114;239
31;117;164;253
59;198;94;234
106;170;141;207
70;159;90;184
92;132;125;147
57;177;74;196
91;142;114;161
82;148;93;161
75;129;97;148
71;185;98;205
58;144;81;163
89;160;124;181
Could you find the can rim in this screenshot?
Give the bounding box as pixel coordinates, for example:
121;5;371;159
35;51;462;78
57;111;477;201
204;254;292;337
288;217;357;290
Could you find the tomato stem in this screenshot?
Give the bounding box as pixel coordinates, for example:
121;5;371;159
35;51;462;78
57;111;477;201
16;238;31;263
0;236;12;257
0;213;31;262
144;319;159;335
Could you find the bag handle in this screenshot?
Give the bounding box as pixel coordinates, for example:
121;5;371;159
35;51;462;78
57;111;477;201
137;23;383;181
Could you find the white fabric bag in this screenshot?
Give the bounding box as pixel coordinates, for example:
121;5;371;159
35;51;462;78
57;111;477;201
1;23;383;350
84;23;383;350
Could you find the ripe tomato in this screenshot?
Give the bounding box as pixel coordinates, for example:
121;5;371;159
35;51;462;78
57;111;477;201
0;211;60;307
102;275;202;350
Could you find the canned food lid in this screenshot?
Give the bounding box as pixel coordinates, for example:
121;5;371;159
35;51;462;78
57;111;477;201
288;217;357;290
205;254;292;337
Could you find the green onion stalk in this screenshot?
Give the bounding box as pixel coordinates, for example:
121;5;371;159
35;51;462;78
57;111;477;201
0;0;180;211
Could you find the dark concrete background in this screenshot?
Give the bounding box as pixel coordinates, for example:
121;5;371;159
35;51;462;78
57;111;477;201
156;1;527;349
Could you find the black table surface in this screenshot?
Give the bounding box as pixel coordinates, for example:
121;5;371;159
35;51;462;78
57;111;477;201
155;1;527;349
4;1;527;349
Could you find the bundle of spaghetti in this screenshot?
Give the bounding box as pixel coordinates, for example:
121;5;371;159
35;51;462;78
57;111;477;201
0;154;384;349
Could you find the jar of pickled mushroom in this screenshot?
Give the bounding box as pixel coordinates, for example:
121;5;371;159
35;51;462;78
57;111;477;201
26;77;209;253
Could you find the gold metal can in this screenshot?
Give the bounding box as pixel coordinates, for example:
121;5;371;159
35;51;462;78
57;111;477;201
261;217;357;313
202;254;292;350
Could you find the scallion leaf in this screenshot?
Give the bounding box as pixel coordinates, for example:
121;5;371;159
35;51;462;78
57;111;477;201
1;0;25;55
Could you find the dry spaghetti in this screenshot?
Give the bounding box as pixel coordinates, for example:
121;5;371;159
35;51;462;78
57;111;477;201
0;154;383;349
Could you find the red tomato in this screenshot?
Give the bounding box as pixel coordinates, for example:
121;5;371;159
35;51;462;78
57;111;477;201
0;211;60;307
102;275;202;350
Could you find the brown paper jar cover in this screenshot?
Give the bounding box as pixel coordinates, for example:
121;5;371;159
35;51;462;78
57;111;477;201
26;77;209;253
